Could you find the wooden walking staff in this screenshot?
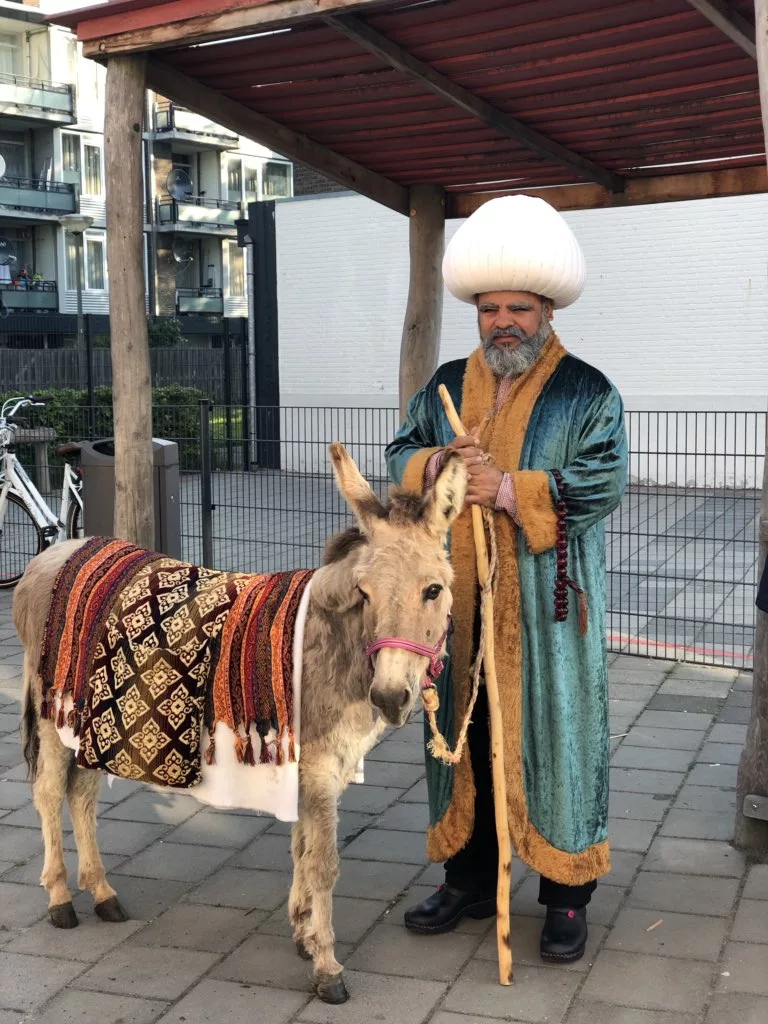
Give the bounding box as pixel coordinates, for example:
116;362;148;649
437;383;513;986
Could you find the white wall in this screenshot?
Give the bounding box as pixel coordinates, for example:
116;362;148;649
275;192;768;413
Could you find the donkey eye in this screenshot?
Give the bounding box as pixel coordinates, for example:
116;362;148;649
356;586;370;602
423;584;443;602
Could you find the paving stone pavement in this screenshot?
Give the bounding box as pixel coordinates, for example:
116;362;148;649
0;590;765;1023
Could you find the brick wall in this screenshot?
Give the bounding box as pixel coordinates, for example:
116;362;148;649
292;164;348;197
275;192;768;412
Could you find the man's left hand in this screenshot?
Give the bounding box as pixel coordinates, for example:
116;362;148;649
466;464;503;508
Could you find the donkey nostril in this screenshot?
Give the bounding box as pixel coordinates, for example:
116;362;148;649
399;687;410;708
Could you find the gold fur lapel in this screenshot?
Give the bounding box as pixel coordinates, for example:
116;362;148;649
427;333;610;884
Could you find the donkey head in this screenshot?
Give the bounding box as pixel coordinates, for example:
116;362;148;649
327;443;467;727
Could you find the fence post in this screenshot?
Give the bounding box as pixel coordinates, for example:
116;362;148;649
240;317;251;471
85;314;95;438
199;398;214;568
223;318;233;471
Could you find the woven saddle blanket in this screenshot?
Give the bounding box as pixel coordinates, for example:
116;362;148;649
39;537;315;790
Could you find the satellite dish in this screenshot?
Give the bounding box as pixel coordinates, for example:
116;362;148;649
0;236;17;267
171;238;195;264
166;168;194;201
0;155;6;180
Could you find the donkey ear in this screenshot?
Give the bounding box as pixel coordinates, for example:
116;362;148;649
424;451;467;540
328;443;385;532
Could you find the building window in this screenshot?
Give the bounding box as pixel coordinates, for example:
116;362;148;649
0;131;26;178
62;133;80;174
66;232;107;291
263;161;291;198
227;241;244;297
83;144;102;196
227;157;242;203
243;163;259;203
0;34;21;79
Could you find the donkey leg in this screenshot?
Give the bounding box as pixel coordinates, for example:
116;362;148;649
33;721;78;928
301;783;347;1004
66;766;127;922
289;818;312;959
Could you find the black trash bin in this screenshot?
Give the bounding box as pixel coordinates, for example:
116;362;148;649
78;438;181;558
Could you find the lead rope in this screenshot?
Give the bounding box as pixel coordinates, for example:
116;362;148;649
421;475;499;765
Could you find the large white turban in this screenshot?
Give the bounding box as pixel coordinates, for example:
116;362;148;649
442;194;586;309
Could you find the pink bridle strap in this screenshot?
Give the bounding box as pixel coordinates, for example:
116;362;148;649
364;619;451;689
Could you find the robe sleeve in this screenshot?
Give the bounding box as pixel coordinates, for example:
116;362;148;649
385;384;444;494
512;385;627;554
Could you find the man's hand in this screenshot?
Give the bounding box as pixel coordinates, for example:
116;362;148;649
466;464;503;508
446;435;484;468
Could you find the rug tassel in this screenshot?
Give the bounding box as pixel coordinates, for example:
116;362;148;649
40;693;50;720
259;737;271;764
243;733;256;766
66;708;75;729
56;702;65;729
288;730;296;763
72;708;82;737
275;741;284;767
204;726;216;766
234;732;247;764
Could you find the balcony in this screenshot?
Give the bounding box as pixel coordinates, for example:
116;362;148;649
0;73;74;125
157;196;240;233
154;104;238;149
0;281;58;311
176;287;223;316
0;177;76;217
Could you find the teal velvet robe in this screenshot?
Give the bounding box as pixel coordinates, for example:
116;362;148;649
385;339;627;883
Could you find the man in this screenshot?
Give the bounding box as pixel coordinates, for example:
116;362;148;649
385;194;628;963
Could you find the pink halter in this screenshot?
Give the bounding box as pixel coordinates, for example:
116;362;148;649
364;619;451;689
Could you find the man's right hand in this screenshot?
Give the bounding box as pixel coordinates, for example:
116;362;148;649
446;435;484;467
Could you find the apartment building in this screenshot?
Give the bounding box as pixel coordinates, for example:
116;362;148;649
0;0;292;327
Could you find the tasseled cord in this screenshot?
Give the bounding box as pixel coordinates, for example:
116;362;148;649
204;723;217;765
423;504;498;766
552;470;588;637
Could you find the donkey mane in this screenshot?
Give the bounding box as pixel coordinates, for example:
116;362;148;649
323;488;429;565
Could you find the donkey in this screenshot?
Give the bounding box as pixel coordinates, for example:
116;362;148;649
14;443;467;1004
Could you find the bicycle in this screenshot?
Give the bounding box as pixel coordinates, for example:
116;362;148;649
0;395;84;588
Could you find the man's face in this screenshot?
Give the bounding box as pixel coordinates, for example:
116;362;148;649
476;290;554;376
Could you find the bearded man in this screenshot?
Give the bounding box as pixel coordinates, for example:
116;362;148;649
385;195;628;963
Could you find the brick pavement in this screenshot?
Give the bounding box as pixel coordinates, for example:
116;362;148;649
0;590;765;1024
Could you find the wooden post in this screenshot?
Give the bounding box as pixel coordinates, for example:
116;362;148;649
399;184;445;417
105;55;154;548
734;0;768;856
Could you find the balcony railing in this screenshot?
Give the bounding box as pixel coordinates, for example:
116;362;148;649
0;176;76;215
154;104;238;146
0;72;74;122
0;281;58;311
157;196;240;230
176;287;224;315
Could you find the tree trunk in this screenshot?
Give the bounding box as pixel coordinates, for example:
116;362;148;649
734;0;768;856
105;55;154;548
399;184;445;417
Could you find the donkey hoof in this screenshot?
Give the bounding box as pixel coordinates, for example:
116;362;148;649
295;939;312;961
49;902;78;929
94;896;128;923
314;973;349;1004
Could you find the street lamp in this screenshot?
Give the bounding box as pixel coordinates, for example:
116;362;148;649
59;213;94;432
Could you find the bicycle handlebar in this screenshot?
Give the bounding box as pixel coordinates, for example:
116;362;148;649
0;394;52;421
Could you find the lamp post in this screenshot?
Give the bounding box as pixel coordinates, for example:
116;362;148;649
60;213;94;434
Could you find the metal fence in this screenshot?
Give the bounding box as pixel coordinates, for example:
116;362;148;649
7;402;763;669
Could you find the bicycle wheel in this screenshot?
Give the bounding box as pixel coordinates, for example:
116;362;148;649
66;499;84;540
0;492;45;588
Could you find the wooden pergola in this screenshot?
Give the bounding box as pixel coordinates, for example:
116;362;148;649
57;0;768;857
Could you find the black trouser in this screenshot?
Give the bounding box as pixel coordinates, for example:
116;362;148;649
444;686;596;909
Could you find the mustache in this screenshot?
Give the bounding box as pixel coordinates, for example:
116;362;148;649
485;326;528;344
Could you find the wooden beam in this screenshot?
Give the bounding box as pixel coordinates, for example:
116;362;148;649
105;54;154;549
686;0;756;58
325;14;623;193
734;0;768;859
146;59;409;215
399;184;445;415
450;164;768;217
78;0;391;58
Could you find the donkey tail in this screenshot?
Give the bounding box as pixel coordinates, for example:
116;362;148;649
21;658;40;782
